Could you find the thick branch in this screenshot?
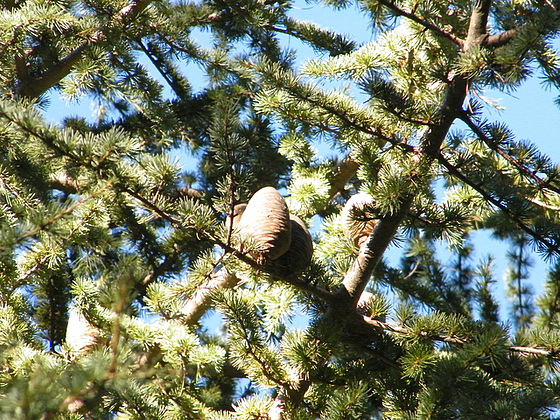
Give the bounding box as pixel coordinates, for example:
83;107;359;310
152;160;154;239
484;27;522;48
179;269;240;325
337;202;412;306
335;71;469;306
509;346;559;357
18;43;89;99
17;0;153;98
482;6;560;48
465;0;492;48
14;54;29;86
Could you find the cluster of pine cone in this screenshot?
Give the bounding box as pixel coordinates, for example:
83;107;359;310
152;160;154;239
227;187;314;277
228;187;378;276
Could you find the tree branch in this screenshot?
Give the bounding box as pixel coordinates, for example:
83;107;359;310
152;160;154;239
483;5;560;48
337;202;412;306
509;346;559;357
17;0;154;98
483;27;521;48
459;112;560;197
334;69;469;307
268;380;312;420
178;268;240;325
465;0;492;48
14;54;30;87
363;316;560;358
437;152;560;257
12;181;113;245
250;61;400;146
17;43;89;99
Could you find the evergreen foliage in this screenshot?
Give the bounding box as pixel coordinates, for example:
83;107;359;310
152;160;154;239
0;0;560;418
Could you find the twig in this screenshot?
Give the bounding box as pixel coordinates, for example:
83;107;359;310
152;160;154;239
459;112;560;197
376;0;465;48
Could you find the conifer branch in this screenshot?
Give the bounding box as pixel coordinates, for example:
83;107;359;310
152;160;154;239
141;253;180;288
483;5;560;49
483;27;522;48
119;185;184;226
179;268;239;325
363;316;560;358
336;71;469;306
437;153;560;257
363;316;467;344
251;61;399;146
337;203;412;306
136;41;176;92
17;0;154;98
269;380;312;420
14;181;113;245
17;43;89;99
14;55;29;87
213;238;335;301
376;0;465;48
460;112;560;197
465;0;492;48
509;346;559;357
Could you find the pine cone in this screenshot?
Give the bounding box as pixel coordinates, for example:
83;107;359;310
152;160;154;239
66;306;102;356
226;203;247;231
235;187;292;264
341;192;377;248
273;214;314;276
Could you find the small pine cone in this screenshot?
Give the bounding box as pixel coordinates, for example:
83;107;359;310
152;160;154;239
66;306;102;356
273;214;313;276
235;187;292;264
226;203;247;231
341;192;377;248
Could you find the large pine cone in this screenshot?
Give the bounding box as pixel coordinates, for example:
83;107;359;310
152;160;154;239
273;214;314;276
341;192;377;248
235;187;292;264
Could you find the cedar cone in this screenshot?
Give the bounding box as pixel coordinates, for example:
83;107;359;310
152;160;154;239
234;187;292;264
341;192;377;248
226;203;247;231
273;214;314;276
66;306;102;356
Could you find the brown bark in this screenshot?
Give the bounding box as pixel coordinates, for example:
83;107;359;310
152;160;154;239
179;269;240;325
